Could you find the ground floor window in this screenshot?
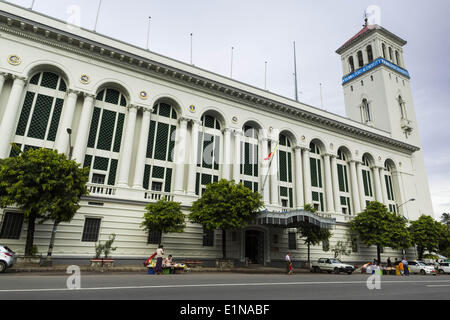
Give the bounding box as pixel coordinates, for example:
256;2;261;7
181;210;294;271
147;230;162;245
203;228;214;247
288;232;297;250
0;212;24;239
81;218;101;242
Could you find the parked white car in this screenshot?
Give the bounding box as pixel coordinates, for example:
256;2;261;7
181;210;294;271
311;258;355;274
407;260;437;275
437;262;450;274
0;245;16;273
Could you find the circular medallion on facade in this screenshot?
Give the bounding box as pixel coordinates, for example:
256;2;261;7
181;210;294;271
80;74;90;84
8;54;21;66
378;156;382;161
189;105;196;113
232;116;238;124
301;135;306;142
330;143;334;150
139;91;148;100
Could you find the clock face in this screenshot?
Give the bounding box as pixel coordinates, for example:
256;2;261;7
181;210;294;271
8;54;21;66
80;74;90;84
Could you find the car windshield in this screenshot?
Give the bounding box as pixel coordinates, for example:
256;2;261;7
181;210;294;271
330;259;342;264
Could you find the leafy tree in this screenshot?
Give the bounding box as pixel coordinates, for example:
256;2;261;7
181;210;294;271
332;241;352;260
0;146;89;257
297;204;333;267
438;213;450;258
189;179;263;259
349;201;410;263
409;214;448;260
141;198;186;239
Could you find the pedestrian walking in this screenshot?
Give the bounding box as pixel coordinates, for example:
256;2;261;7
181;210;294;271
387;257;392;268
399;260;404;276
402;258;409;276
155;245;164;275
285;252;292;275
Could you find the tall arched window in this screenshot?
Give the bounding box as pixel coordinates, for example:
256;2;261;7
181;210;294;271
357;51;364;68
309;142;324;212
348;56;355;73
83;88;127;189
382;43;387;59
241;124;259;193
366;45;374;63
195;114;222;196
389;47;393;61
12;71;67;155
384;161;397;213
361;155;374;207
361;99;372;123
142;102;178;193
278;133;294;209
337;149;352;215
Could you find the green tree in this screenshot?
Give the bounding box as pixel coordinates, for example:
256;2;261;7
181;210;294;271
349;201;410;263
439;213;450;258
409;214;448;260
189;179;263;259
297;204;333;267
0;146;89;257
141;198;186;240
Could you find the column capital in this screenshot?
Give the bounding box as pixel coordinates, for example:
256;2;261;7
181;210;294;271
322;153;334;158
370;165;384;171
301;147;311;152
67;88;81;96
142;106;153;113
11;74;27;83
82;91;96;99
232;129;243;137
222;127;233;135
127;104;140;111
188;118;202;126
178;116;191;124
348;159;362;165
0;71;10;78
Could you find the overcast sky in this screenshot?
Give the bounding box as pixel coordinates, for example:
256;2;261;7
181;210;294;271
5;0;450;218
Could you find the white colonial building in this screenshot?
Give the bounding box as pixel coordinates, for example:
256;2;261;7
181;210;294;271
0;2;434;266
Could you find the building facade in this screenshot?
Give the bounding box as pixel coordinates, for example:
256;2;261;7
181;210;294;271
0;3;433;266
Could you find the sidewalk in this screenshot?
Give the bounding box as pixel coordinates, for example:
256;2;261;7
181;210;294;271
8;264;309;274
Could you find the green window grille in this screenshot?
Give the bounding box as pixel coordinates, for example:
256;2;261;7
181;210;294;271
164;168;172;192
171;108;177;120
146;120;156;158
167;125;176;162
29;73;40;85
96;109;116;151
203;115;215;129
154;123;169;161
87;107;101;148
40;72;59;90
279;150;287;182
195;173;200;195
83;154;93;169
203;228;214;247
158;103;171;118
213;136;220;170
289;188;293;208
96;90;105;101
46;98;64;142
152;166;165;179
288;232;297;250
143;165;151;190
202;133;214;169
113;113;125;152
108;159;118;186
58;79;67;92
9;144;22;158
279;134;287;146
280;186;288;197
24;145;39;152
104;89;120;105
287;152;292;182
27;94;53;140
0;212;24;240
319;193;324;212
16;91;35;136
310;158;322;188
201;173;212;185
385;175;395;201
93;156;109;171
244;180;252;190
362;170;373;197
120;95;127;107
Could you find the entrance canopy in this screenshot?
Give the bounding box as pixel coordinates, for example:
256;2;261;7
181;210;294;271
255;209;336;229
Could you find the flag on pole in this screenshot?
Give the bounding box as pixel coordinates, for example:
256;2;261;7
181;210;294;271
264;141;279;160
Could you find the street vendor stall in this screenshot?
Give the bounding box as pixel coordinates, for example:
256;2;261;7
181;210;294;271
145;258;189;274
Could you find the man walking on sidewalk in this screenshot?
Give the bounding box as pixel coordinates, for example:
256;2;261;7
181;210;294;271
285;252;293;275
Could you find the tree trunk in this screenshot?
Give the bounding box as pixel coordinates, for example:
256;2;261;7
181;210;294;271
307;243;311;268
25;211;37;256
44;220;60;264
376;245;381;264
222;229;226;259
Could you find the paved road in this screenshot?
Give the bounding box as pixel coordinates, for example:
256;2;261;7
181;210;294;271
0;272;449;300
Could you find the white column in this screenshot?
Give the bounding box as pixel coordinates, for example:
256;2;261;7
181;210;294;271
302;148;312;205
260;137;270;205
294;146;304;208
132;107;152;189
269;139;279;206
117;105;138;187
349;160;361;214
173;117;189;193
221;128;232;180
72;93;95;164
232;130;242;183
356;162;366;210
0;72;7;99
372;166;383;202
54;90;79;155
380;168;389;204
186;120;200;195
330;155;341;214
323;154;335;213
0;76;26;159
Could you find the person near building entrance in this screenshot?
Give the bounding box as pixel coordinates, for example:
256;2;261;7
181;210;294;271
285;252;292;275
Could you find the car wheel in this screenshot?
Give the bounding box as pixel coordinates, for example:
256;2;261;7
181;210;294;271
439;269;444;275
347;271;353;275
0;261;6;273
327;270;332;273
316;267;321;273
420;269;426;275
334;267;340;274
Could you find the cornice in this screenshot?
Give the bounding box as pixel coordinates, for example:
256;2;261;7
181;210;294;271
0;11;420;155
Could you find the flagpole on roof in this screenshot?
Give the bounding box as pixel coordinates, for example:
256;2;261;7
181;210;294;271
146;16;151;50
230;46;234;78
190;33;193;65
293;41;299;102
30;0;35;10
264;61;268;90
94;0;103;32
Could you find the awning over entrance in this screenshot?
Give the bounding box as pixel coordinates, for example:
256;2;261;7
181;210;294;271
255;209;336;229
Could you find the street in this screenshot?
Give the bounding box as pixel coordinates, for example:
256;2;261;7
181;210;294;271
0;271;449;300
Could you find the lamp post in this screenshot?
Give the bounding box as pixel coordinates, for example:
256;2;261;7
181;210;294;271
67;128;73;160
396;198;415;259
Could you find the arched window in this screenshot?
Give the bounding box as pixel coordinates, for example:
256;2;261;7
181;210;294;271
384;161;397;213
84;88;128;188
382;43;387;59
366;45;374;63
142;102;178;193
395;50;401;66
389;47;393;61
278;133;294;209
398;96;407;120
309;141;324;212
195;114;222;196
357;51;364;68
361;155;374;207
241;124;259;193
361;99;372;123
12;71;67;155
348;56;355;73
337;148;352;215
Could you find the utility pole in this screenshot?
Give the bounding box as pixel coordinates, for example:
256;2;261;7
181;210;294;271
293;41;299;102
